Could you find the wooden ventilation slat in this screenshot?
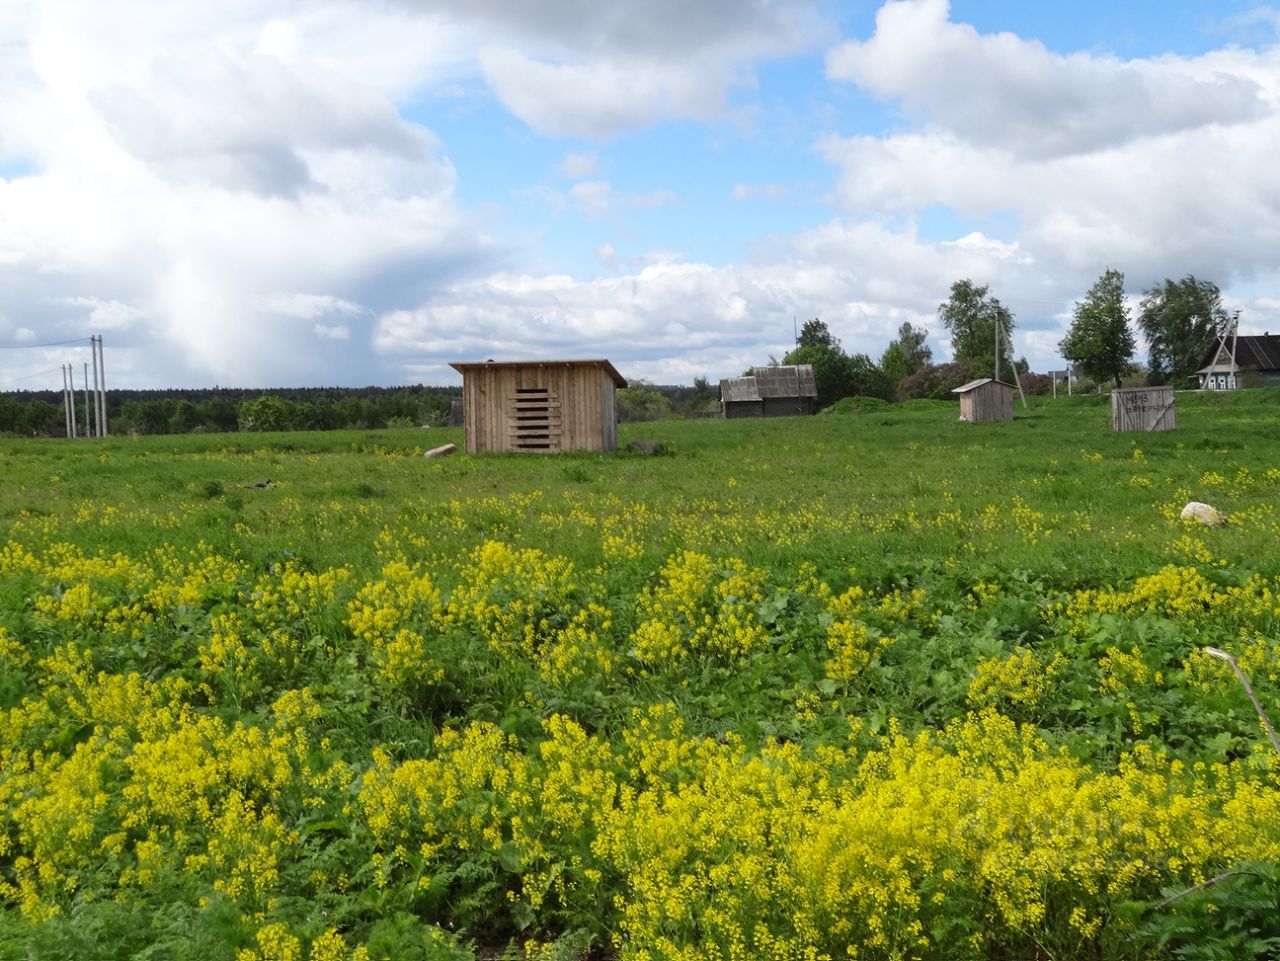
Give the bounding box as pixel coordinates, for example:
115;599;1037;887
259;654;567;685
508;388;562;451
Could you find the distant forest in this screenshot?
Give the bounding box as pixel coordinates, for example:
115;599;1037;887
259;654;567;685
0;382;713;437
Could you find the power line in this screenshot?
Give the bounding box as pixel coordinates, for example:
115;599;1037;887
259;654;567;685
0;335;92;350
0;366;63;388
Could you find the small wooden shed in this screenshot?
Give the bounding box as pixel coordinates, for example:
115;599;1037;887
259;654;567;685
952;378;1015;422
1111;386;1175;432
719;377;763;418
449;359;626;453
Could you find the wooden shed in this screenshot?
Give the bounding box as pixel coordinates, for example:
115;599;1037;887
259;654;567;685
449;359;626;453
952;378;1015;422
1111;386;1175;432
719;377;763;418
720;364;817;418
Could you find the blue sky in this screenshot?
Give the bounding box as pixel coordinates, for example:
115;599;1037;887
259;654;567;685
1;0;1278;389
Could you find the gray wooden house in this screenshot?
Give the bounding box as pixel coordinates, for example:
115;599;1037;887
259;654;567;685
1195;334;1280;389
952;378;1014;422
449;359;626;453
720;365;818;418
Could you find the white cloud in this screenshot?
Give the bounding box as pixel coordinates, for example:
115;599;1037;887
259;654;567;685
90;48;432;197
595;242;618;269
259;292;366;320
314;323;351;340
0;0;492;387
557;151;599;178
826;0;1266;159
464;0;828;137
818;0;1280;343
477;49;726;139
568;180;678;221
732;182;790;200
372;219;1045;379
63;297;146;331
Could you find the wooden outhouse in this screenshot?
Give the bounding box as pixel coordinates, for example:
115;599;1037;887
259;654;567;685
952;378;1014;422
449;359;626;453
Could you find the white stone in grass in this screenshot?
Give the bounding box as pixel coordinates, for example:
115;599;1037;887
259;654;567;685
1180;502;1226;526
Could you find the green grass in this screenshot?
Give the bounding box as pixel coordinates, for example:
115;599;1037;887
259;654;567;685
3;388;1280;960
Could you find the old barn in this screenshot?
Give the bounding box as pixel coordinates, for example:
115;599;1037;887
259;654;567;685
720;364;818;418
449;359;626;453
952;378;1015;422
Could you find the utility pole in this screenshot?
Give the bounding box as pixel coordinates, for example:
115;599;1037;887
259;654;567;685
994;322;1000;383
1230;310;1240;390
62;364;78;438
89;334;108;437
61;366;72;438
83;362;91;436
91;337;102;437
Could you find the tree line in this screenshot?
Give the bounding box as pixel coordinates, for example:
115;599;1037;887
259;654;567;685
0;385;459;437
771;271;1235;410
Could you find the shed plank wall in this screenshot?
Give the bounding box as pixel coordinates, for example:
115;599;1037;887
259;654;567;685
462;364;614;453
960;384;1013;422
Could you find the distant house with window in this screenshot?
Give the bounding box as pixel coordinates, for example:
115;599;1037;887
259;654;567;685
1195;333;1280;389
720;365;818;418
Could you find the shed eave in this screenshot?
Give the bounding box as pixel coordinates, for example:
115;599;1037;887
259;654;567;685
449;358;627;388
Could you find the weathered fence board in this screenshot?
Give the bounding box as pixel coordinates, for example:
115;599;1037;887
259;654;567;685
1111;386;1176;432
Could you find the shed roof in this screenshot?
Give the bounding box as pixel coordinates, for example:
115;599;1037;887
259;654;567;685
449;358;626;387
952;378;1016;394
748;364;818;399
719;377;763;403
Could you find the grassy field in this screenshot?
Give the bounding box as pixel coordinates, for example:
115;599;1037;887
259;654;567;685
2;389;1279;960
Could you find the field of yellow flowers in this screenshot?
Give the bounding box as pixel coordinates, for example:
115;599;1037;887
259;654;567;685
3;390;1280;960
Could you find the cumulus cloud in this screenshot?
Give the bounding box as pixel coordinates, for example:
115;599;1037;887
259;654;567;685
477;49;728;139
5;0;1279;390
732;182;790;200
557;151;599;178
258;293;367;320
819;0;1280;331
90;48;432;197
63;297;147;331
568;180;678;221
0;1;491;388
826;0;1267;159
371;218;1036;380
463;0;827;137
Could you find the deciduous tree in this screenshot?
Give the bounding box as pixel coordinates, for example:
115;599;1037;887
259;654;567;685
1059;268;1136;389
938;280;1015;379
1137;276;1230;386
880;322;933;392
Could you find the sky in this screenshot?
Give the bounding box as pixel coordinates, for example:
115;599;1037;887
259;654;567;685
1;0;1279;390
